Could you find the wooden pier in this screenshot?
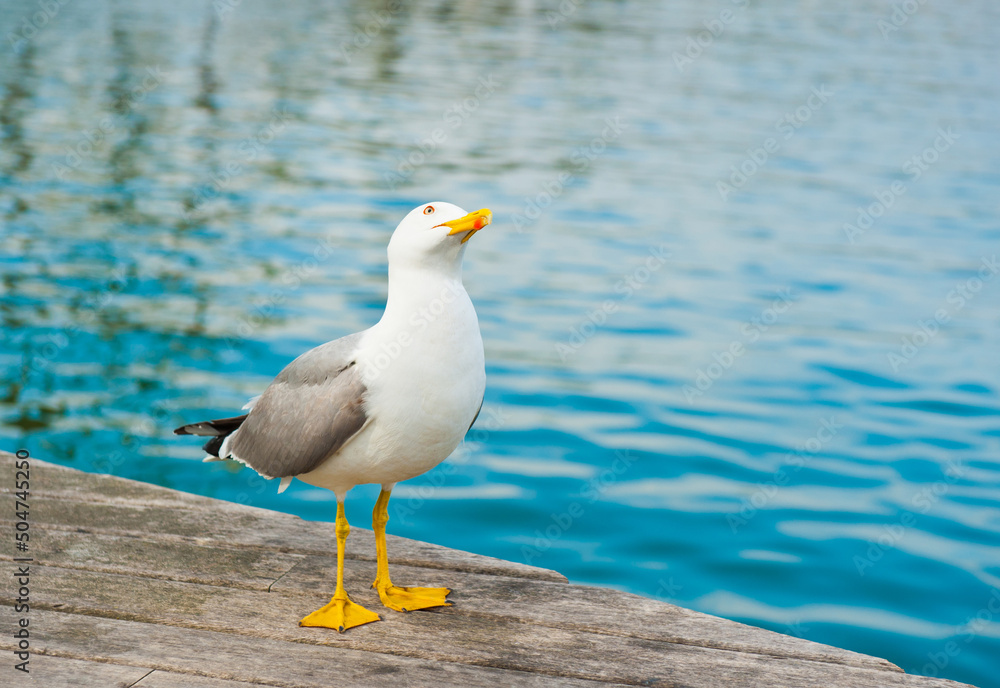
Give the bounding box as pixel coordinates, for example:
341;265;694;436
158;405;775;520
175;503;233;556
0;453;977;687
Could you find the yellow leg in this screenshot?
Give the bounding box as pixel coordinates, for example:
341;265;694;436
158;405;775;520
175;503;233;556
372;488;451;612
300;500;380;632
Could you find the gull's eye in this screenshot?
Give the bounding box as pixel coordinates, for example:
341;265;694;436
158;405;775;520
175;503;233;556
423;205;435;215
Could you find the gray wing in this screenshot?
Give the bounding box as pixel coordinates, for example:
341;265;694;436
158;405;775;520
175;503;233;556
226;332;368;479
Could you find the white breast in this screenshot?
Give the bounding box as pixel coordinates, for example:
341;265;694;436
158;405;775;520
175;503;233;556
297;276;485;494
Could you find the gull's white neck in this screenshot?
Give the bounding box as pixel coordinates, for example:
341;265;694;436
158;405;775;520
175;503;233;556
381;261;468;328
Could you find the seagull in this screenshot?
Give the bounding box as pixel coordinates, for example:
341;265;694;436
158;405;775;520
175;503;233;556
174;202;491;632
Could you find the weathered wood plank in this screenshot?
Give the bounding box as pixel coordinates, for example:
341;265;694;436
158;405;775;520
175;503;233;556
0;610;629;688
5;529;303;591
1;564;975;688
0;454;978;687
0;457;217;506
0;456;565;582
5;525;900;671
3;493;565;581
7;654;151;687
269;554;900;672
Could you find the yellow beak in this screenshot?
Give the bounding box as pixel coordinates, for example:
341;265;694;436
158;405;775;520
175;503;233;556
436;208;492;243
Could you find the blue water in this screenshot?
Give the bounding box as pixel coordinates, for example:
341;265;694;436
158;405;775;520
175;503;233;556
2;0;999;685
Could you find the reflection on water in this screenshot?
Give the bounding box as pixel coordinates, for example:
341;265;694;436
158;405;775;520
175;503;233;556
2;1;999;685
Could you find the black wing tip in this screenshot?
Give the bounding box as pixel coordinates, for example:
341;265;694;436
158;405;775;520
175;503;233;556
174;416;237;457
173;422;220;436
173;415;249;438
175;418;245;456
202;435;225;457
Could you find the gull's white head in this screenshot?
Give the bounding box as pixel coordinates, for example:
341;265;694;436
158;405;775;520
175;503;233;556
387;202;492;274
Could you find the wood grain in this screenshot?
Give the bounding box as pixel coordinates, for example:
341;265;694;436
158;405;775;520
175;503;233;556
0;453;978;687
